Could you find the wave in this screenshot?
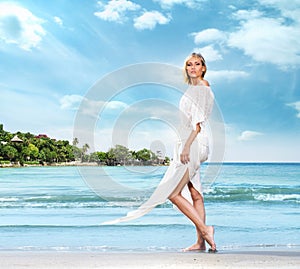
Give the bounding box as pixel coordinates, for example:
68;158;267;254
203;185;300;204
0;223;191;229
2;242;300;253
221;243;300;251
0;194;148;208
2;245;181;252
0;185;299;209
254;193;300;203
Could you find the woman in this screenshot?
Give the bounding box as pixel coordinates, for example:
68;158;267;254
103;53;216;252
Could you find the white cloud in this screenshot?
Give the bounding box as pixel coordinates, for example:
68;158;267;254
232;9;263;20
192;28;227;44
133;11;171;30
238;131;263;141
228;9;300;68
207;70;249;81
193;45;223;62
287;101;300;118
228;5;237;11
105;100;128;110
154;0;207;9
0;2;46;50
225;130;300;162
60;94;128;116
259;0;300;22
53;16;63;26
60;94;83;110
190;5;300;69
94;0;140;23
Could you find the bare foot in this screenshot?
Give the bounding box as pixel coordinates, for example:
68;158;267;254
204;226;216;252
183;242;206;252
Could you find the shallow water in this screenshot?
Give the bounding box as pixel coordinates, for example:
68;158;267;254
0;163;299;252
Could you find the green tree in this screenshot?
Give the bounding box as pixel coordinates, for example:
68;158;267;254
106;148;117;166
89;152;99;162
28;143;39;160
2;145;18;161
0;125;171;166
72;137;79;146
97;151;107;164
110;145;131;165
38;149;46;163
72;146;81;161
56;140;71;162
65;144;75;162
0;129;13;143
130;150;137;160
81;143;90;162
136;148;156;164
164;156;170;165
23;132;35;140
22;143;39;160
39;148;54;163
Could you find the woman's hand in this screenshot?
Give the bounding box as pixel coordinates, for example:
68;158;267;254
180;146;190;164
180;127;199;165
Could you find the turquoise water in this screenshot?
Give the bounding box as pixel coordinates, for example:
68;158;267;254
0;164;299;252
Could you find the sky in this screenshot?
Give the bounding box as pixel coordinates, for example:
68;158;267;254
0;0;299;162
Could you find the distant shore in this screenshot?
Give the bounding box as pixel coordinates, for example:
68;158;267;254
0;161;97;168
1;250;300;269
1;161;299;168
0;161;170;168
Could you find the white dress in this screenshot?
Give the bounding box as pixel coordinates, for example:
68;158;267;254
102;85;214;224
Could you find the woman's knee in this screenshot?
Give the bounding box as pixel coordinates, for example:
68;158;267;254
169;193;181;204
188;183;203;202
192;192;204;203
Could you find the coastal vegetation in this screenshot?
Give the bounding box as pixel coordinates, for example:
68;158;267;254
0;124;169;167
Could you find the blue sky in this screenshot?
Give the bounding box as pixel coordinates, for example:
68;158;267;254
0;0;299;162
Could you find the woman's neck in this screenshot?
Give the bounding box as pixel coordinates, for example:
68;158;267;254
190;77;202;86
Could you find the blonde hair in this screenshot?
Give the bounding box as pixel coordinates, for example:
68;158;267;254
183;52;207;84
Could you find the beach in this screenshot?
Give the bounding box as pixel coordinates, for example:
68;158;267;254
2;250;300;269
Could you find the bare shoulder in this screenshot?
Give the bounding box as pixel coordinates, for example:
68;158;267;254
201;79;210;86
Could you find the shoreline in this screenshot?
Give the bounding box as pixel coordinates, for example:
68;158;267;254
0;161;100;168
1;250;300;269
1;161;299;168
0;161;170;168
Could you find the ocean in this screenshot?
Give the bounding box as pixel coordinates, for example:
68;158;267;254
0;163;299;252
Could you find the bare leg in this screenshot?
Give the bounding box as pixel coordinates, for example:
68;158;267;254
169;170;216;251
184;181;206;251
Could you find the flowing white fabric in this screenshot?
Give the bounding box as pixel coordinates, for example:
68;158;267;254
102;85;214;224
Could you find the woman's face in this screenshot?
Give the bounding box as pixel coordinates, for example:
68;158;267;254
186;57;205;79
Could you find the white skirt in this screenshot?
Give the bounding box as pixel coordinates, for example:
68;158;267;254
101;135;209;225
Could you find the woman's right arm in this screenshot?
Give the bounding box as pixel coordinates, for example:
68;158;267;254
180;123;201;164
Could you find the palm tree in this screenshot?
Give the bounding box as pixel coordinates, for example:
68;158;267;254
72;137;79;146
81;143;90;162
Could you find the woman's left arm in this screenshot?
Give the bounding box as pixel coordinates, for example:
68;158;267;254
180;123;201;164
